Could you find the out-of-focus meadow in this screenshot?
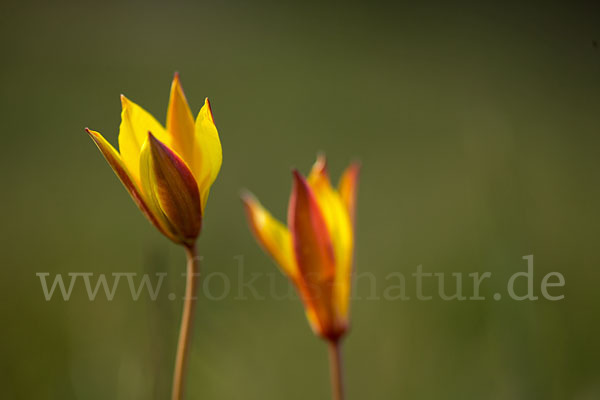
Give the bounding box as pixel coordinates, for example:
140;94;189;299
1;1;599;399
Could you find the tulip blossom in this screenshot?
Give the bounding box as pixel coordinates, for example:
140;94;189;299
85;74;221;400
85;73;222;246
242;155;359;400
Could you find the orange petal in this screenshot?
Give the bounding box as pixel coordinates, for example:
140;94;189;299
85;128;178;242
288;170;341;338
140;133;202;245
289;170;335;281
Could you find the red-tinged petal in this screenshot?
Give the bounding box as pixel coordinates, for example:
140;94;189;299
289;170;336;281
85;128;178;242
241;191;298;281
288;170;342;339
140;133;202;245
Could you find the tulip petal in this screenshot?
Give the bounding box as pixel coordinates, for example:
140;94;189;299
193;98;222;212
166;73;196;167
241;191;298;281
289;170;336;281
289;170;339;337
85;128;177;242
308;157;354;319
118;95;170;185
140;133;202;244
338;162;361;225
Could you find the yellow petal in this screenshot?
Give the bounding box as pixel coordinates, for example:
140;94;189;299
338;162;361;225
243;188;338;338
139;133;202;245
241;191;298;281
307;156;354;319
192;98;222;212
85;128;177;242
166;73;196;167
118;95;170;186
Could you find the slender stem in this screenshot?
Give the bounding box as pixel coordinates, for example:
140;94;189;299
328;339;345;400
171;244;200;400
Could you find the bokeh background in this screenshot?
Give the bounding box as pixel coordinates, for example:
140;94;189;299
1;1;599;399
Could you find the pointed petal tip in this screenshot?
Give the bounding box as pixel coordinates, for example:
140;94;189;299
349;160;362;175
146;131;166;150
291;169;313;196
341;160;362;180
315;152;327;166
204;97;214;121
241;191;261;217
84;127;95;140
120;94;129;108
312;153;328;176
85;127;101;141
291;169;303;181
172;72;182;88
240;189;256;204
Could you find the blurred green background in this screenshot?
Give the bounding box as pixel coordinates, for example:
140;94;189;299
1;0;599;399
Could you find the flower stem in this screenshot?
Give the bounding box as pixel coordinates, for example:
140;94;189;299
171;244;200;400
328;339;345;400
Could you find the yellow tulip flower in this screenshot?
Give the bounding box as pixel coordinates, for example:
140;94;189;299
85;73;222;400
242;155;360;400
85;73;222;246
